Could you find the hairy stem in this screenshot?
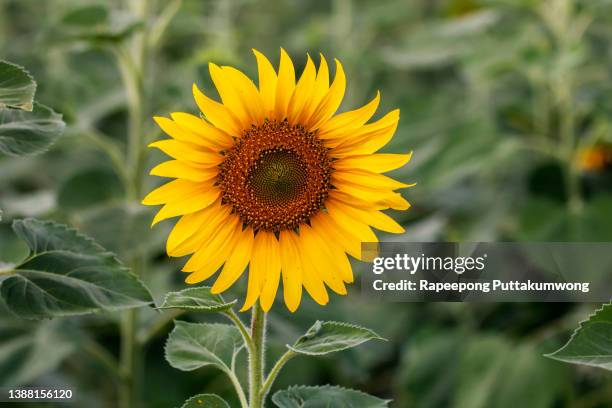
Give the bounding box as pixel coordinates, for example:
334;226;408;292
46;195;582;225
224;309;255;355
119;308;139;408
224;368;249;408
117;1;150;407
249;304;266;408
260;350;295;401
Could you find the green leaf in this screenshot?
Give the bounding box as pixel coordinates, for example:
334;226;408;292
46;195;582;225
546;302;612;370
288;321;385;356
0;320;75;387
165;321;243;373
181;394;230;408
0;103;65;156
159;287;236;312
58;6;143;45
61;5;109;27
272;385;390;408
0;218;153;319
0;61;36;111
0;223;29;270
58;167;124;211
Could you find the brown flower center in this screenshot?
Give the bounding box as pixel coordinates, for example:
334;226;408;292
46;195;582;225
218;120;332;232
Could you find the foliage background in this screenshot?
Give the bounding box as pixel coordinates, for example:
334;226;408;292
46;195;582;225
1;0;612;406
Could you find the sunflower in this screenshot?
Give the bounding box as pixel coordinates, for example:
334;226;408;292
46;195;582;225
143;49;413;312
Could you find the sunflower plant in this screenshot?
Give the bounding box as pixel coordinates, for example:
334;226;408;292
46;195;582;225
144;49;412;407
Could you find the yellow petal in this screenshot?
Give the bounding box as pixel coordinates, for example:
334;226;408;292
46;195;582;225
274;48;296;120
209;63;253;129
333;203;404;234
299;225;347;294
279;230;303;312
329;189;386;210
182;216;240;272
150;160;218;182
192;83;243;137
326;199;378;258
332;178;400;207
222;66;265;125
307;59;346;130
253;49;278;116
166;203;218;256
333;169;412;190
309;225;354;283
184;222;241;284
330;109;400;155
151;188;220;226
333;152;412;173
259;233;282;312
310;211;361;260
212;227;255;294
381;192;411;210
293;231;329;305
154;116;226;150
142;179;211;205
169;112;233;149
168;203;232;257
287;54;316;125
241;231;280;311
148;140;224;166
307;55;330;113
317;92;380;139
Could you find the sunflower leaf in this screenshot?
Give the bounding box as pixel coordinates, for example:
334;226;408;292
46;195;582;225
158;287;236;312
0;218;153;319
545;302;612;370
0;103;65;156
61;4;109;27
288;321;385;356
181;393;230;408
0;61;36;111
0;319;76;387
165;321;243;373
272;385;391;408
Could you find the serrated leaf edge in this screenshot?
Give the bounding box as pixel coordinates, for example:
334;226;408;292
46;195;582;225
545;301;612;363
272;384;392;406
287;320;386;356
3;218;154;317
157;286;237;312
163;321;240;373
180;393;229;408
0;60;37;111
0;102;66;157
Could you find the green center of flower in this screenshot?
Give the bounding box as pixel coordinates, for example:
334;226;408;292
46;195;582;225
218;119;332;232
248;149;308;207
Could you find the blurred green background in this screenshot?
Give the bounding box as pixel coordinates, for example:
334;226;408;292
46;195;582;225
1;0;612;407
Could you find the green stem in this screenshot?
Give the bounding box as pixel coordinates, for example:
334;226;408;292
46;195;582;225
249;304;266;408
224;309;255;355
116;2;150;406
119;308;139;408
115;44;145;201
223;368;249;408
79;127;130;187
260;350;295;401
